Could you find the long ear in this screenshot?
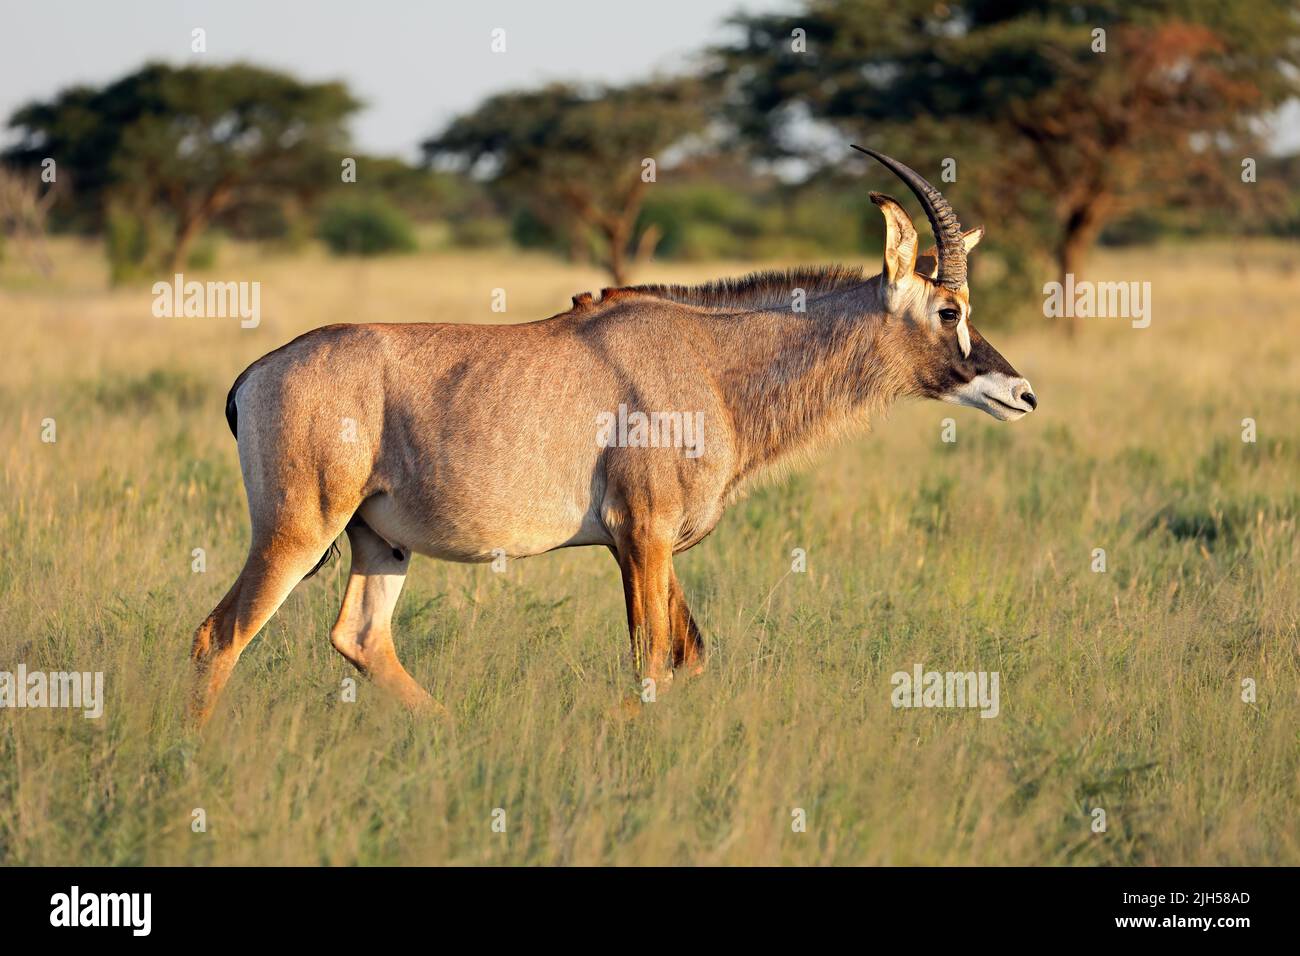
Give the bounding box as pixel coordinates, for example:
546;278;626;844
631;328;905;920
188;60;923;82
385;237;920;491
871;192;918;286
917;226;984;279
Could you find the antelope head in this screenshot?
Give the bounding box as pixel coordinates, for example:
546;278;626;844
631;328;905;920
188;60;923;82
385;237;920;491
852;145;1037;422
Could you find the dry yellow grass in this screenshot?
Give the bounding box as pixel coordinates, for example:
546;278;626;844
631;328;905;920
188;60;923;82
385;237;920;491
0;236;1297;864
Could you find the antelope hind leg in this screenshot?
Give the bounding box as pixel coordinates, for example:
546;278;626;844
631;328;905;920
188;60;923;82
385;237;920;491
190;536;339;727
330;521;443;715
668;568;706;677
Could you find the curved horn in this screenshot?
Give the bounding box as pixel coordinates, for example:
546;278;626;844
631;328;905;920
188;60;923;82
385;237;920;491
850;144;967;291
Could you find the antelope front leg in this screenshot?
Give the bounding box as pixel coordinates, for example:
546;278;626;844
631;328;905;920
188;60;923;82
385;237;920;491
615;532;674;695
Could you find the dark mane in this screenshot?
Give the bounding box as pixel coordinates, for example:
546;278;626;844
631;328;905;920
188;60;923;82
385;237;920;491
612;264;866;311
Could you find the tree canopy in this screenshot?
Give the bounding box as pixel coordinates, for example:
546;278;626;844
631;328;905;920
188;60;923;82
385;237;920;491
2;8;1296;307
5;62;359;271
423;79;712;284
716;0;1299;327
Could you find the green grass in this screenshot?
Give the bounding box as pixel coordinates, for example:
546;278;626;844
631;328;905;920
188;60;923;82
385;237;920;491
0;238;1297;865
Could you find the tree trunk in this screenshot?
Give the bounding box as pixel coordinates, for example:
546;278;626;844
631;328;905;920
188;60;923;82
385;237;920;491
634;223;662;266
1055;232;1083;339
603;219;630;287
168;213;207;273
1054;194;1111;338
167;184;232;273
602;218;661;287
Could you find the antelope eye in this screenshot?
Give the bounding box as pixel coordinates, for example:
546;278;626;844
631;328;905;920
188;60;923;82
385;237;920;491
939;308;960;325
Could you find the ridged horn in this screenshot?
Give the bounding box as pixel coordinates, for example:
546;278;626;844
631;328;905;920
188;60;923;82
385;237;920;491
850;144;967;291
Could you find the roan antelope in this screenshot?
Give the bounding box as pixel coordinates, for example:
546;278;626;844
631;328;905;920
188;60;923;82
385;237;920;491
190;146;1036;723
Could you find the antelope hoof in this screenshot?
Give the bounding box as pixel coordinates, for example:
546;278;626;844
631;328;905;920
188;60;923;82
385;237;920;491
401;686;448;720
647;669;674;696
605;695;644;722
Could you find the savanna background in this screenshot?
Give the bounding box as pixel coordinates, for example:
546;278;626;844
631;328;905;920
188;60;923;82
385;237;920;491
0;0;1297;865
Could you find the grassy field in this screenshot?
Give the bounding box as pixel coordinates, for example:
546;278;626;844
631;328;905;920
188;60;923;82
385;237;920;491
1;236;1297;865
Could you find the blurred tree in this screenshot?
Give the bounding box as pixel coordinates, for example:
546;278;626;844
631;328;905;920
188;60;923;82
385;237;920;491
317;194;417;256
208;156;489;252
4;62;358;273
0;165;56;274
423;80;712;284
327;155;473;223
717;0;1299;330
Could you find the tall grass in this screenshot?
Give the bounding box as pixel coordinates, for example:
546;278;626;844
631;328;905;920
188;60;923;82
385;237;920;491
0;238;1296;865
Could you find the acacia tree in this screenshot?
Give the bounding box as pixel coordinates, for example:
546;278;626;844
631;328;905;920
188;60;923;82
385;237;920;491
717;0;1299;329
5;63;358;271
423;80;710;285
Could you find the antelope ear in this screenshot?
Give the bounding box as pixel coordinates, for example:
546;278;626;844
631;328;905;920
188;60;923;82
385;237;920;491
871;192;918;286
917;226;984;279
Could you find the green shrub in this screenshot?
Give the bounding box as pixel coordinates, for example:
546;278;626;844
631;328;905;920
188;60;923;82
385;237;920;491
186;232;219;270
104;202;162;284
452;216;511;248
640;184;765;259
89;367;210;414
317;196;417;256
510;208;563;250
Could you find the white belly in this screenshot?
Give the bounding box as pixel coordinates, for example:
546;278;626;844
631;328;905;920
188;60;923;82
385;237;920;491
357;489;612;563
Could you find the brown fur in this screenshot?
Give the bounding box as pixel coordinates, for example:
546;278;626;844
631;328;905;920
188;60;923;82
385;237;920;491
189;190;1031;726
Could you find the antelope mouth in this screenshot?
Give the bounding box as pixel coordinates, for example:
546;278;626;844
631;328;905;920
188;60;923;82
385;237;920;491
942;373;1037;421
988;396;1025;415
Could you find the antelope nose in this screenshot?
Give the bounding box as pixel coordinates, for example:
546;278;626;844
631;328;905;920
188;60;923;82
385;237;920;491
1013;380;1037;410
1022;391;1037;410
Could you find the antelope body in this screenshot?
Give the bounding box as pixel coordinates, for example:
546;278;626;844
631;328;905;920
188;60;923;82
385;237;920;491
190;148;1036;723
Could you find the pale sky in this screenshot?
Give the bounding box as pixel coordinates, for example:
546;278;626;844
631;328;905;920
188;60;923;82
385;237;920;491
0;0;787;160
2;0;1296;159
